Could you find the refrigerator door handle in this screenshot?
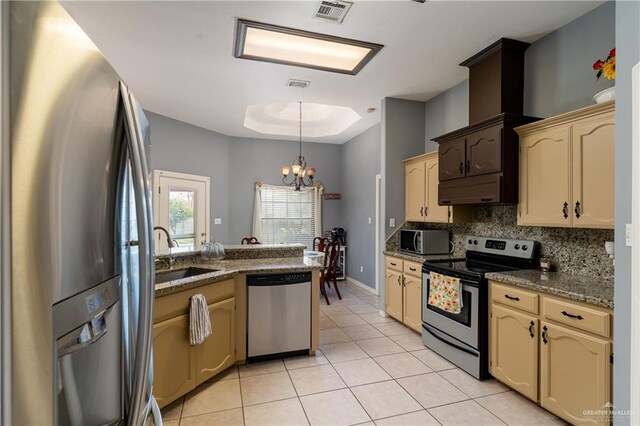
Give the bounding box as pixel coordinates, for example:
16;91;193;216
121;82;155;426
149;396;163;426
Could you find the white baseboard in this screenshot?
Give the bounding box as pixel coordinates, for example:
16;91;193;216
378;309;388;318
345;276;378;295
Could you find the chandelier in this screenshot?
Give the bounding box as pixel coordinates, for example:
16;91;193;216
282;101;316;191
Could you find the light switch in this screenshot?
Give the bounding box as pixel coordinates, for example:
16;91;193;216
214;218;222;225
368;217;372;224
626;224;632;247
389;218;396;227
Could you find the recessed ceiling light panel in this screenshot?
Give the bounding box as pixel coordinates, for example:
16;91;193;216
234;19;383;75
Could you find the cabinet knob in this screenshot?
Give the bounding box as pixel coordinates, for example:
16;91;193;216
542;325;548;344
420;207;424;217
562;202;569;219
574;201;581;219
528;320;534;338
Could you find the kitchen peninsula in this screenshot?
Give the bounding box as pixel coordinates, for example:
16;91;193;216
153;244;323;408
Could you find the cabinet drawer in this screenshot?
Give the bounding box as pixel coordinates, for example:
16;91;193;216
490;282;539;315
542;297;611;338
403;260;422;278
386;257;403;272
155;278;235;323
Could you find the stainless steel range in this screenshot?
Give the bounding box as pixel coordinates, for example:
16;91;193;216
422;236;539;379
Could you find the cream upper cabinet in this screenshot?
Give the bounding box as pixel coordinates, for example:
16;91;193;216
516;101;615;229
571;114;615;228
405;160;426;222
518;127;571;227
425;156;450;223
490;304;539;401
540;322;611;425
404;151;470;224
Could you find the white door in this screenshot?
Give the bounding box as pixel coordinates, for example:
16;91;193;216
153;170;210;254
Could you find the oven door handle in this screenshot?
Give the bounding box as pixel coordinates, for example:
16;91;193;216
422;325;479;357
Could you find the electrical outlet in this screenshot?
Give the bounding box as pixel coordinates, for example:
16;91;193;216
368;217;372;224
626;224;633;247
360;266;364;273
214;218;222;225
389;218;396;227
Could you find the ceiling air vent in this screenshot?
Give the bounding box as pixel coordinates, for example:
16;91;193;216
314;0;353;24
286;79;310;89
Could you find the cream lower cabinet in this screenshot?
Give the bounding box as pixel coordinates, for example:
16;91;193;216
195;298;236;384
402;273;422;332
517;101;614;229
154;279;236;408
489;280;612;425
540;322;611;425
404;151;470;224
385;257;422;333
490;304;538;401
153;314;196;407
385;269;403;322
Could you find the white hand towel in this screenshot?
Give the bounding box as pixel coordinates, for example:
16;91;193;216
190;294;212;346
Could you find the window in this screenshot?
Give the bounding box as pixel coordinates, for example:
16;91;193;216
258;185;319;248
153;170;210;254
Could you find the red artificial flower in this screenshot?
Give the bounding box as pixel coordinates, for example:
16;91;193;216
593;60;604;70
609;48;616;58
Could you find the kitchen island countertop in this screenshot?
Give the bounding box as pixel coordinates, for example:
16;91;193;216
155;256;322;297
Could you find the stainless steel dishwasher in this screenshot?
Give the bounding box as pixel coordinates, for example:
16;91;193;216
247;272;311;361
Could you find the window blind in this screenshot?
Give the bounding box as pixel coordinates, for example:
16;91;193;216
260;185;316;248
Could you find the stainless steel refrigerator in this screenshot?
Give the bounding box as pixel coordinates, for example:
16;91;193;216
1;2;159;425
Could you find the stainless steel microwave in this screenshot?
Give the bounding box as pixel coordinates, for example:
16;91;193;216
399;229;449;255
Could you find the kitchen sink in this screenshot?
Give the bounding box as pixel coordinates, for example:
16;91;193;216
155;267;218;284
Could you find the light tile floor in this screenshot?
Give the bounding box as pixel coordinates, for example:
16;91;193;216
161;280;566;426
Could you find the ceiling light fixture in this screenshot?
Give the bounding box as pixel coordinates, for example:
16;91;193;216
234;19;383;75
282;102;316;191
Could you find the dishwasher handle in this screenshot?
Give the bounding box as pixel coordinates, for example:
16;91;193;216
247;272;312;286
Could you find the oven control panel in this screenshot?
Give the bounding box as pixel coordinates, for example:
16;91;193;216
465;235;537;259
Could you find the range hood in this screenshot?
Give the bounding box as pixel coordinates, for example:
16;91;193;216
433;38;540;206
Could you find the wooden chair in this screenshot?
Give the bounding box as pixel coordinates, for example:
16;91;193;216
241;236;261;245
320;241;342;305
312;237;329;251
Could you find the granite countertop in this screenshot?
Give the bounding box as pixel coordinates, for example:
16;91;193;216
155;256;323;296
383;250;460;263
486;270;614;309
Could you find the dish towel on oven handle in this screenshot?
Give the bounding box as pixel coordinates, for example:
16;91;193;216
190;294;212;346
428;271;463;314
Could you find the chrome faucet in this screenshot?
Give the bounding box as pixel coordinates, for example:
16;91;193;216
154;226;175;268
154;226;175;248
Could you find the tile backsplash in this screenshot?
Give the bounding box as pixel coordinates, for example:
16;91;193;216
387;205;614;277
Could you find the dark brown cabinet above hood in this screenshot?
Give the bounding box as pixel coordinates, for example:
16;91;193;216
434;38;540;206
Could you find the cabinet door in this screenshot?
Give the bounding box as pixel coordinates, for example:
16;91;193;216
518;127;571;227
385;269;403;321
571;114;615;229
153;314;196;408
490;304;538;401
402;274;422;332
405;160;426;222
438;138;466;181
195;297;236;385
540;322;611;425
466;125;502;177
424;156;449;223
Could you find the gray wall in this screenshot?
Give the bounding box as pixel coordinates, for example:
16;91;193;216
613;1;639;421
341;124;381;287
524;1;615;118
423;1;615;143
227;137;343;245
383;97;426;239
424;80;469;151
147;111;343;245
147;111;231;243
